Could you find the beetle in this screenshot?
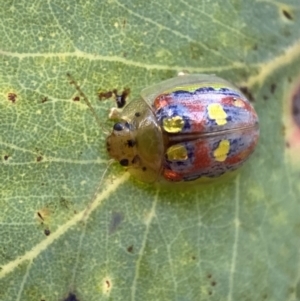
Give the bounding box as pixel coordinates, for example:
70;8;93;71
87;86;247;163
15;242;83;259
105;74;259;183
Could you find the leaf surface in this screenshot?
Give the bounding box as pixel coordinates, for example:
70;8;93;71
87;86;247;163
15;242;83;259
0;1;300;300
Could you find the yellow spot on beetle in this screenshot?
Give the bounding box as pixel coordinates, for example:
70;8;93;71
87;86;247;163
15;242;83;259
233;98;245;107
214;140;230;162
163;116;184;133
208;103;227;126
166;144;188;161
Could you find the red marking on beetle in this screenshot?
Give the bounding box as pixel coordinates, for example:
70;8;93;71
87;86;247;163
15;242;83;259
8;92;17;103
193;141;212;169
153;94;173;110
154;93;208;132
163;169;182;181
220;96;240;106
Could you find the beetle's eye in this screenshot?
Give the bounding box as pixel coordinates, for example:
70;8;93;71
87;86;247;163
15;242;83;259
113;122;124;131
124;122;134;131
119;159;129;166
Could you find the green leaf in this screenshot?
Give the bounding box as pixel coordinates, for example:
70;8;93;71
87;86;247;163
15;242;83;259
1;1;300;300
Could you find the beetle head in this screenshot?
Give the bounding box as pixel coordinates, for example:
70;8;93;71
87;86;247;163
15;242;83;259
106;121;139;167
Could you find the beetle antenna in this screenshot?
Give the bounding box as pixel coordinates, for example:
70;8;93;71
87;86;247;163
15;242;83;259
67;73;109;134
81;159;115;222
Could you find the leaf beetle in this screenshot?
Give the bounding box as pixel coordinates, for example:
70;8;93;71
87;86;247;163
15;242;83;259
105;74;259;183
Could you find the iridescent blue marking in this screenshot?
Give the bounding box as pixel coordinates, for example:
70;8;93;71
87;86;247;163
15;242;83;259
156;104;192;131
172;87;241;98
164;132;255;182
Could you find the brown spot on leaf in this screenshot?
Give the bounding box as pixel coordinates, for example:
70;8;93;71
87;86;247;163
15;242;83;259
263;95;269;101
4;155;9;160
98;90;113;100
41;97;48;103
63;293;79;301
98;88;130;108
127;245;134;253
282;9;293;20
239;86;255;102
211;281;217;286
60;197;70;209
292;85;300;127
270;83;277;94
207;274;212;278
36;208;51;222
102;277;113;295
8;92;17;103
73;96;80;101
37;212;44;221
44;229;51;236
37;156;43;162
